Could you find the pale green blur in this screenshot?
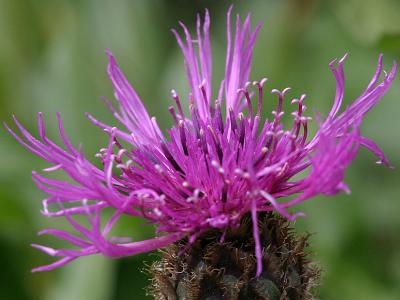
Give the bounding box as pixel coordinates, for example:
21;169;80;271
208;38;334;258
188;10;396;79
0;0;399;299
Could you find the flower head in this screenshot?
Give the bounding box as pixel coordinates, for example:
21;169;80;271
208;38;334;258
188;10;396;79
6;8;397;275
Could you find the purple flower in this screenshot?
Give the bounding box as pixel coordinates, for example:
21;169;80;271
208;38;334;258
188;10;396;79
5;8;397;275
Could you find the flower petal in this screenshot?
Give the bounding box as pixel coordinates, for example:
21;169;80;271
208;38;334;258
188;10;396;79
106;50;164;147
225;8;261;116
172;10;212;119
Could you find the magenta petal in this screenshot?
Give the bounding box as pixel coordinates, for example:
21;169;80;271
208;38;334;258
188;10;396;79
358;136;393;168
106;50;164;147
32;257;77;273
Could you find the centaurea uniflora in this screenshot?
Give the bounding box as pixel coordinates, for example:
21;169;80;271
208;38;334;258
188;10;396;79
6;7;397;300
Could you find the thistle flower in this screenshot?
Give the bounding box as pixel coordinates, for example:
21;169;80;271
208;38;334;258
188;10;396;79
5;7;396;285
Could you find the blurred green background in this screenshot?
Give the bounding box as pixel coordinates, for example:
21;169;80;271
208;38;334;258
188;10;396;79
0;0;399;299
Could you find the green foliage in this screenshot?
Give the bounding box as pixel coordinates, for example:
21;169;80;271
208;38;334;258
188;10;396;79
0;0;399;299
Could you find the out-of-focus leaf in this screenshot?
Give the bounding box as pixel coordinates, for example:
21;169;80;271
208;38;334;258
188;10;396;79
377;34;400;56
113;254;154;300
44;256;115;300
331;0;400;45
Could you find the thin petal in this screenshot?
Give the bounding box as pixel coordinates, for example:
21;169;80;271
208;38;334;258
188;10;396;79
106;50;163;147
